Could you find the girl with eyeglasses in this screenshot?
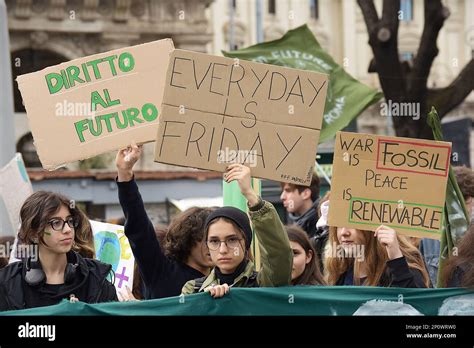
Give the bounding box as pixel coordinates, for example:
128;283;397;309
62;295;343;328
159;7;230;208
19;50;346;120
181;164;293;298
0;191;117;311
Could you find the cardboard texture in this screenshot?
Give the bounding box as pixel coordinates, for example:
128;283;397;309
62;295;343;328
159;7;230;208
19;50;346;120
328;131;452;239
17;39;174;170
154;49;328;185
0;154;33;233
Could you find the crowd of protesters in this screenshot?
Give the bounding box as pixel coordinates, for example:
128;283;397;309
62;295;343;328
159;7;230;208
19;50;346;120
0;143;473;311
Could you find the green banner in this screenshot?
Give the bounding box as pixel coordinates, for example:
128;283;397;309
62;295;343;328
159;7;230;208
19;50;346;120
223;24;383;144
2;286;472;316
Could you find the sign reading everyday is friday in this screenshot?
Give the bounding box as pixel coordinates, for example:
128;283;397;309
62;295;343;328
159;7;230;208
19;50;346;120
17;39;174;170
154;49;329;185
328;131;452;239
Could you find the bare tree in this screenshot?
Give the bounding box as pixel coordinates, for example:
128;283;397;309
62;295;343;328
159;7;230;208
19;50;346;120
358;0;474;139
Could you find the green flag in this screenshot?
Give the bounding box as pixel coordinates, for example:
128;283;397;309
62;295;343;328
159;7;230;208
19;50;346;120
223;180;249;212
427;107;470;287
223;24;383;143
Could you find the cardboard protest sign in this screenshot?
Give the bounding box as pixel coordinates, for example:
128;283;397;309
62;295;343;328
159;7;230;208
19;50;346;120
223;24;383;144
154;49;328;185
90;220;134;293
0;154;33;234
17;39;174;170
328;131;452;239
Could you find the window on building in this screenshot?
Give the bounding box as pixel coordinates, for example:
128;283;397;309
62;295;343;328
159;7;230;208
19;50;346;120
268;0;276;15
229;40;244;51
400;51;414;62
310;0;318;19
231;0;237;10
11;49;67;113
400;0;413;21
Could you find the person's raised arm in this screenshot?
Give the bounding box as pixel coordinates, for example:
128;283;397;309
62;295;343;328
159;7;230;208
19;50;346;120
115;143;167;288
116;142;141;183
224;164;292;287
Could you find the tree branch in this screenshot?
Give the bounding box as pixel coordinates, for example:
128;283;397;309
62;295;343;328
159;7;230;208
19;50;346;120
358;0;405;100
381;0;400;30
410;0;449;96
357;0;470;139
357;0;379;34
426;58;474;118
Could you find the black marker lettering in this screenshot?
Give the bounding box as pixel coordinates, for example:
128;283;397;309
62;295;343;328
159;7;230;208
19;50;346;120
186;122;206;157
275;133;302;170
159;121;185;156
170;57;190;89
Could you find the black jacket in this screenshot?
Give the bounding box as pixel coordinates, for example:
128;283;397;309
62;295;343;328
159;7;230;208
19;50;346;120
288;199;320;238
117;178;205;299
0;251;117;311
336;256;427;288
311;226;329;271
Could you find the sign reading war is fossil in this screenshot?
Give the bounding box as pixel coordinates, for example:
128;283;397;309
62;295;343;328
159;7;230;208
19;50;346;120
328;131;452;239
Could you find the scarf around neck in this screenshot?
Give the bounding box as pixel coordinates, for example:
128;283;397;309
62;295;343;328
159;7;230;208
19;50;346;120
214;259;248;286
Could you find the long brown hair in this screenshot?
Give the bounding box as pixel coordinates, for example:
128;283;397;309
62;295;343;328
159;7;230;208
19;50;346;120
443;224;474;288
286;225;325;285
18;191;95;258
325;226;430;287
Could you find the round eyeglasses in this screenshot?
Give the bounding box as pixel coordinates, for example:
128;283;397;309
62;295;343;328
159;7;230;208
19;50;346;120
206;237;243;251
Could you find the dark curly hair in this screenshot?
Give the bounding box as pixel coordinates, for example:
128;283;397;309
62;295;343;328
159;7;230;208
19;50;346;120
163;207;215;264
453;166;474;200
443;224;474;288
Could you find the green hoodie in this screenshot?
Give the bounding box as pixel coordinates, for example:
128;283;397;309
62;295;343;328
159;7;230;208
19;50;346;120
182;200;293;294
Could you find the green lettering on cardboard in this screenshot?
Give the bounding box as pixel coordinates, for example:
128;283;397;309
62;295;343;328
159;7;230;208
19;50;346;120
74;119;89;143
66;65;85;87
142;103;158;122
45;73;63;94
86;58;103;79
119;52;135;72
91;91;108;111
126;107;143;126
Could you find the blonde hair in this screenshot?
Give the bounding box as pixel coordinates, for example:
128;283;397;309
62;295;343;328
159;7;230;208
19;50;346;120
325;226;430;287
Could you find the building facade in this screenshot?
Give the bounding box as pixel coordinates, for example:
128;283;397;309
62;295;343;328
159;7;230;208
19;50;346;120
5;0;474;222
209;0;474;138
